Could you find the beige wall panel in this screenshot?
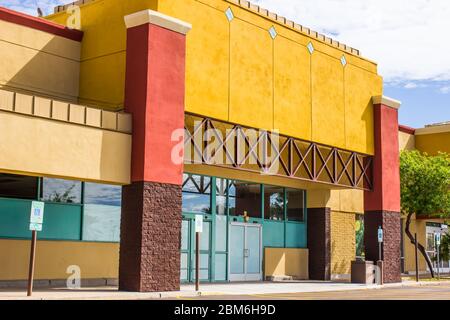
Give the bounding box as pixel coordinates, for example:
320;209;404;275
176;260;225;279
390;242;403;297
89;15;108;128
0;41;80;101
264;248;309;279
0;111;131;185
399;131;416;151
0;20;80;60
0;239;118;280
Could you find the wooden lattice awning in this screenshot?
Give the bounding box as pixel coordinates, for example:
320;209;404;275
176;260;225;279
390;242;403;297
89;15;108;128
184;113;373;190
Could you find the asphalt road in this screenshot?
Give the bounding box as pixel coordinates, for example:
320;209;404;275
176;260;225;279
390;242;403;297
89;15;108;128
173;284;450;300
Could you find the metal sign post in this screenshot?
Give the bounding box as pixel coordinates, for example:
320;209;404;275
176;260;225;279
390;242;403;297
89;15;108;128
194;215;203;292
377;226;384;285
27;201;45;297
377;226;383;261
436;233;441;281
414;233;419;282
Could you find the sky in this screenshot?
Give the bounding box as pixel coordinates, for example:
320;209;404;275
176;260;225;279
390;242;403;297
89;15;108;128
2;0;450;128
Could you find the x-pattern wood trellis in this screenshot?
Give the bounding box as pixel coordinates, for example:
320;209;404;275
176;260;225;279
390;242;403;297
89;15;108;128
184;114;373;190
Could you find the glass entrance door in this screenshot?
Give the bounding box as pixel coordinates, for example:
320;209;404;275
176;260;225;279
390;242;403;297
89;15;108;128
180;218;211;282
229;222;262;281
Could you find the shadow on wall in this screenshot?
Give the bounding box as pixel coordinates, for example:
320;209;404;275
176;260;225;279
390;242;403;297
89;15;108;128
0;29;81;102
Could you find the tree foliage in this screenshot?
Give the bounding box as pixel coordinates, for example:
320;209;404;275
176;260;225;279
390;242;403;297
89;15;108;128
400;150;450;217
400;150;450;277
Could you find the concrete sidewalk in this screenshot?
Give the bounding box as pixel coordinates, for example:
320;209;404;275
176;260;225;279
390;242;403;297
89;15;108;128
1;280;449;300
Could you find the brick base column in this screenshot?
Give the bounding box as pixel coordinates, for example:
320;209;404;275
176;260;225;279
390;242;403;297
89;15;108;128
307;208;331;280
364;210;401;283
119;181;182;291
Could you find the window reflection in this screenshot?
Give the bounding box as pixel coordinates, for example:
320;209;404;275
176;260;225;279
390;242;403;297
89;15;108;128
182;174;211;214
228;181;261;218
286;189;305;222
84;183;122;206
264;186;284;221
42;178;81;203
83;182;122;242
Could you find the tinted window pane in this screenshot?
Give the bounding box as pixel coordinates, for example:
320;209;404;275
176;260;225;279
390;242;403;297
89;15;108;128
286;189;304;222
42;178;81;203
84;183;122;206
0;173;37;200
228;181;261;218
82;183;122;242
182;174;211;214
264;186;284;221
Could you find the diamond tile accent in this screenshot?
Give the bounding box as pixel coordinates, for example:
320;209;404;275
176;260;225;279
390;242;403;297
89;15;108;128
307;42;314;54
341;55;347;66
269;26;277;39
225;7;234;22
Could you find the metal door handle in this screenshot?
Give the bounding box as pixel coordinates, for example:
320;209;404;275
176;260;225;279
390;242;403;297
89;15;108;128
244;249;249;257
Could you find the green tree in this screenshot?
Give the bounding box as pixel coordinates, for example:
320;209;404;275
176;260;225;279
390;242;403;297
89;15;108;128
400;150;450;277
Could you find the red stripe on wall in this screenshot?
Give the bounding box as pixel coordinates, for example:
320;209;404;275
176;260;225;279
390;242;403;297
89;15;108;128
0;6;83;42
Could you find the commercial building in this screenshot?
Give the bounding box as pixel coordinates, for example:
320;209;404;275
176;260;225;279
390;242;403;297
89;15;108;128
0;0;404;291
399;123;450;274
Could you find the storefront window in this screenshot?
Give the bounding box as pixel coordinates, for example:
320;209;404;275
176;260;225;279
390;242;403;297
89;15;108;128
0;173;38;200
286;189;305;222
228;181;261;218
264;186;284;221
82;183;122;242
42;178;81;203
182;174;211;214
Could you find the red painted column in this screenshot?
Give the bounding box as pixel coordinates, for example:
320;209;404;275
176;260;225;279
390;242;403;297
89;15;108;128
364;96;402;283
119;10;191;292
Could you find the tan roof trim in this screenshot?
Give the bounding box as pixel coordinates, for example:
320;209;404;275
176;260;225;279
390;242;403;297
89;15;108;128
416;124;450;136
225;0;362;57
0;88;132;134
124;9;192;34
372;96;401;110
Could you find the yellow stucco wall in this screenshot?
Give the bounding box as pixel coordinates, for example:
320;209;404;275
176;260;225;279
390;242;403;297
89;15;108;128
47;0;381;154
0;239;118;280
0;20;80;102
0;110;131;185
264;248;308;279
416;131;450;155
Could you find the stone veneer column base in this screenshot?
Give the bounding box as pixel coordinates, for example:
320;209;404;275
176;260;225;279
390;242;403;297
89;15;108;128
364;210;401;283
119;181;182;292
307;208;331;281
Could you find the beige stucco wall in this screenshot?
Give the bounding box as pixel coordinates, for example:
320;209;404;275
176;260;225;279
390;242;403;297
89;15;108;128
264;248;309;280
0;239;118;281
0;20;80;102
0;110;131;185
399;131;416;151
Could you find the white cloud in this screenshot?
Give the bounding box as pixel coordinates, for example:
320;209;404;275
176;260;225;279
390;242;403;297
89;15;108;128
251;0;450;83
439;86;450;94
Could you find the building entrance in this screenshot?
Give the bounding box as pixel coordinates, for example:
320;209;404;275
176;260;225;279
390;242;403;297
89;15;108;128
229;222;262;281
